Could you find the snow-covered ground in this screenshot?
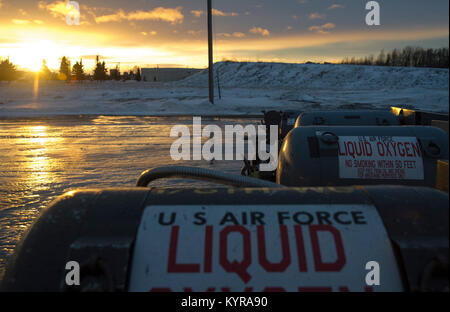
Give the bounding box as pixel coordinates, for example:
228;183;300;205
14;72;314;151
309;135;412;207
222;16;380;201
0;62;448;116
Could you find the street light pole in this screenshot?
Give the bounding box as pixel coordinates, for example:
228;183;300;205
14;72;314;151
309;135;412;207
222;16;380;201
207;0;214;104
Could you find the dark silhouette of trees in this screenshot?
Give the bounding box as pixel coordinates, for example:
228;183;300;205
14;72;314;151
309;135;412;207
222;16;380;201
72;59;85;81
375;49;386;66
93;55;107;81
40;59;54;80
0;57;18;82
110;64;121;80
135;67;142;81
59;56;71;81
341;47;449;68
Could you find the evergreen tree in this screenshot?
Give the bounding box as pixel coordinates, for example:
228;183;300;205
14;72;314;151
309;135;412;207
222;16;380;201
375;49;386;66
0;58;18;82
59;56;71;81
93;55;108;81
40;59;53;80
390;49;399;66
72;59;85;81
135;67;141;81
385;53;391;66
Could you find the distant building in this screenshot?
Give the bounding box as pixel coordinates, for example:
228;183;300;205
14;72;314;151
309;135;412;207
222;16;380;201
141;68;201;82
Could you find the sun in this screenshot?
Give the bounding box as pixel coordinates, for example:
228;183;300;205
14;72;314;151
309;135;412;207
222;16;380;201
12;40;62;72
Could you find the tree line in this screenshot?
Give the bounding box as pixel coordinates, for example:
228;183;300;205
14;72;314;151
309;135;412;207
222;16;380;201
341;46;449;68
0;55;145;82
0;58;17;82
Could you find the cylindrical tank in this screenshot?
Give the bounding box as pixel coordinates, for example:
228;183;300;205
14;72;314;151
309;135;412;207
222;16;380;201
1;186;448;292
277;126;448;187
295;111;400;127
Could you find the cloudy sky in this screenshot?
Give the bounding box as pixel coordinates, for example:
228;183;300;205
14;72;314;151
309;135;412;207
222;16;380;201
0;0;448;71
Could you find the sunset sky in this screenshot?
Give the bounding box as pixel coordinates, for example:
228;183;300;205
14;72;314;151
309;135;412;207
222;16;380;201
0;0;448;72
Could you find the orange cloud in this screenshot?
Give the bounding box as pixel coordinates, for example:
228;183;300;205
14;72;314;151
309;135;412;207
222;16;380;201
187;30;202;36
94;7;184;24
191;9;238;18
12;19;30;25
212;9;239;17
219;32;246;38
250;27;270;36
38;1;77;19
141;31;157;36
328;4;344;10
191;10;204;18
309;13;326;20
309;23;336;34
11;18;45;25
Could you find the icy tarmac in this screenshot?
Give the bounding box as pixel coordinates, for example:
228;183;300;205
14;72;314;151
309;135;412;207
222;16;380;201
0;115;259;279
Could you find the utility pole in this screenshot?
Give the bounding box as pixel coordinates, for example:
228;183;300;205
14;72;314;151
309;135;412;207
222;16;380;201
207;0;214;104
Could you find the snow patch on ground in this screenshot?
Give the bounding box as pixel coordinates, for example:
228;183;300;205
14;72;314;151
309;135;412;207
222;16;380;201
182;62;449;90
0;62;448;116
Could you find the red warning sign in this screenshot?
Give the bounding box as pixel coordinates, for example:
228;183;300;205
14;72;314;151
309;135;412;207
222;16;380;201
337;136;424;180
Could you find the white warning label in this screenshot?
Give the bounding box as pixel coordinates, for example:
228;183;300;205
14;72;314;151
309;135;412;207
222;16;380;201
128;204;404;292
337;136;424;180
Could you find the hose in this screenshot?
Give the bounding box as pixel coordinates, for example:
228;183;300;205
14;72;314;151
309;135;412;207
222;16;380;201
136;166;284;188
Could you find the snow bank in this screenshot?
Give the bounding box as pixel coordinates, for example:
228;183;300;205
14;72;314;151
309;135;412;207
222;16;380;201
181;62;449;90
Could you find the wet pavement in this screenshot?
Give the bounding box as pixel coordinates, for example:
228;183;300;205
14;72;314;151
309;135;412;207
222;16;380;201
0;115;259;278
